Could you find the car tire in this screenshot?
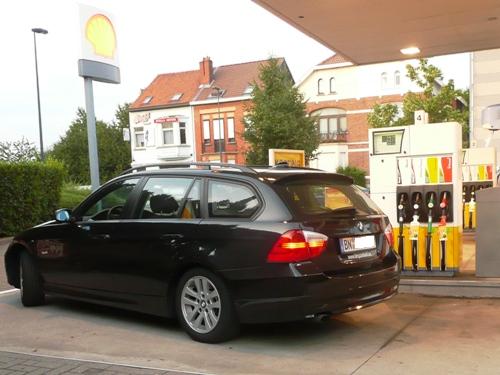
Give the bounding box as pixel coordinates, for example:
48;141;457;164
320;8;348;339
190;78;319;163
20;252;45;307
176;268;239;343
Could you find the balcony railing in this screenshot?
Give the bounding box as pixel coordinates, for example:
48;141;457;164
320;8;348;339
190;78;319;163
320;131;348;143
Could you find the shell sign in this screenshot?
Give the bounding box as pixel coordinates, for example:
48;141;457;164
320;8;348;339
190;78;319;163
79;4;119;67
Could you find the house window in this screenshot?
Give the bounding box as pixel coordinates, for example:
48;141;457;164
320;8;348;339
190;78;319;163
171;93;183;101
203;120;211;145
394;71;401;86
213;118;224;140
381;72;388;88
243;85;253;95
339;117;347;132
162;123;174;145
179;122;186;145
317;78;324;95
142;96;152;104
134;127;145;148
311;108;347;143
329;77;336;93
227;118;235;143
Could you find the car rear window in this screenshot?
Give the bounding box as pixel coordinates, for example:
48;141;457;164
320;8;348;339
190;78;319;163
275;179;380;217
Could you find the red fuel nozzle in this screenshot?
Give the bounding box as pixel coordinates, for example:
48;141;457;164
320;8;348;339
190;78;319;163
440;192;448;209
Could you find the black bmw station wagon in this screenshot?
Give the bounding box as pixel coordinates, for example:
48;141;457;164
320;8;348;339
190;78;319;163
5;163;401;343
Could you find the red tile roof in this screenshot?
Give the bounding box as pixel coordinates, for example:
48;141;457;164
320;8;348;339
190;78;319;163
318;53;351;66
130;57;288;110
130;69;202;110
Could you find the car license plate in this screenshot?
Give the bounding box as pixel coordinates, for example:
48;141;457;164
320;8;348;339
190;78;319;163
339;235;376;253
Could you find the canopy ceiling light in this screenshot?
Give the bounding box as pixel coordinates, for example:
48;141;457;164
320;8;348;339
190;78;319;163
400;47;421;55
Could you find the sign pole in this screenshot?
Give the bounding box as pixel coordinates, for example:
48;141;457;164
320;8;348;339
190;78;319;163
78;5;120;190
84;77;100;191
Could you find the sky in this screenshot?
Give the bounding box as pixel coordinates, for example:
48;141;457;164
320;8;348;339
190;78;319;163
0;0;470;149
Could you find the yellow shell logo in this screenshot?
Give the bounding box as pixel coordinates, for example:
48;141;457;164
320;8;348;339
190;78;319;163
85;14;116;59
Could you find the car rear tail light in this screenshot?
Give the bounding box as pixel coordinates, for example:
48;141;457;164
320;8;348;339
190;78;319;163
267;230;328;263
384;223;394;248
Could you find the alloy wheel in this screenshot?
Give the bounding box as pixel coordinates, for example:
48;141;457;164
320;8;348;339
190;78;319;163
181;276;221;334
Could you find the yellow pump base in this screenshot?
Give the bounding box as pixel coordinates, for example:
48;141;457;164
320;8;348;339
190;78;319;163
394;226;462;273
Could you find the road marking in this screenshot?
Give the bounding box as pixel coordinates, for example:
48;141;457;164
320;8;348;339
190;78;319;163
1;349;214;375
0;289;18;296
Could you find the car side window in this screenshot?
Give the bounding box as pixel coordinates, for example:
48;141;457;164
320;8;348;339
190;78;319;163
182;180;201;219
208;180;259;218
137;177;195;219
81;178;140;221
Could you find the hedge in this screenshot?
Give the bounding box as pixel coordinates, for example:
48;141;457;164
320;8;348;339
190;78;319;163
0;160;65;236
336;166;367;187
60;182;91;210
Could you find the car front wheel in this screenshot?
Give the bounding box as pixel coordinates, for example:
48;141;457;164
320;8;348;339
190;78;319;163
176;268;239;343
20;252;45;307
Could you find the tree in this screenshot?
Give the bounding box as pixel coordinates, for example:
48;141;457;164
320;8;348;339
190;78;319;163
336;166;367;187
243;58;319;165
0;137;40;162
367;59;470;147
49;106;131;184
113;103;131;129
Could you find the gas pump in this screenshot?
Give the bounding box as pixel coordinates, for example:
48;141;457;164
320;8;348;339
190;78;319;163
439;192;449;271
397;193;408;264
369;121;463;276
462;147;497;231
468;189;476;230
462;186;467;229
410;193;421;271
425;192;435;270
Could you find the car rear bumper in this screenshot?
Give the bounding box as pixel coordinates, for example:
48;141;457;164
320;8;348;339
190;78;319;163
224;254;401;324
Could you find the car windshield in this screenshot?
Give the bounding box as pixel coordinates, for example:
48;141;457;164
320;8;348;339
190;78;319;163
275;178;380;217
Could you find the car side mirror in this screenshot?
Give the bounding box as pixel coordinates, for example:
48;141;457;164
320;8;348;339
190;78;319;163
55;209;72;223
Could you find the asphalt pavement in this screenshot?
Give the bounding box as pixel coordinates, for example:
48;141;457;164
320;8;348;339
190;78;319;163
1;290;500;374
2;237;500;374
0;237;13;292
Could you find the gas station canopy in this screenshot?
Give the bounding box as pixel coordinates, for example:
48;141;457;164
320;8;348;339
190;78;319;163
253;0;500;64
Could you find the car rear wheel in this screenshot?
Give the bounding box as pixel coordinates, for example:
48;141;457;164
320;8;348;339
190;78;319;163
176;268;239;343
20;252;45;307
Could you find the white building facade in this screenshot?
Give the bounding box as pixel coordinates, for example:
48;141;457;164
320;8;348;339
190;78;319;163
298;55;421;174
129;106;195;166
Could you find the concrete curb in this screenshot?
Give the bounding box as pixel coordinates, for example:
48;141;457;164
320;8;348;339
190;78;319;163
400;277;500;298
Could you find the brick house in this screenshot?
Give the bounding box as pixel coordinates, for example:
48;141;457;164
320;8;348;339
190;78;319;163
297;54;421;174
129;57;291;166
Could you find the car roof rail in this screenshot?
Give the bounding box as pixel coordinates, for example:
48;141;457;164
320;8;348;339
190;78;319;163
247;162;322;171
270;163;324;172
120;162;258;176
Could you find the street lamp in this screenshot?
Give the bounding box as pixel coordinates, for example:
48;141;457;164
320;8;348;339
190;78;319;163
212;86;223;162
32;27;48;161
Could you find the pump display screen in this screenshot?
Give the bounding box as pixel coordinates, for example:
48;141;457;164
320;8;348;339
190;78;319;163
372;129;405;155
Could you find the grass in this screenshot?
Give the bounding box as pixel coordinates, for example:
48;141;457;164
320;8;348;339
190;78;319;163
59;182;92;210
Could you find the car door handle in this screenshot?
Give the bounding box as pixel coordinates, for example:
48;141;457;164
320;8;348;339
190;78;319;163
91;234;111;240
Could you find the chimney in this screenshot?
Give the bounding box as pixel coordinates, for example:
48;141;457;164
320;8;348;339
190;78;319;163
199;57;213;84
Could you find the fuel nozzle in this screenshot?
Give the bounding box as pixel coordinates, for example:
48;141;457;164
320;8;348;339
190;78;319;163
427;193;435;210
397;193;408;223
440;192;448;218
427;192;435;224
413;193;421;219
